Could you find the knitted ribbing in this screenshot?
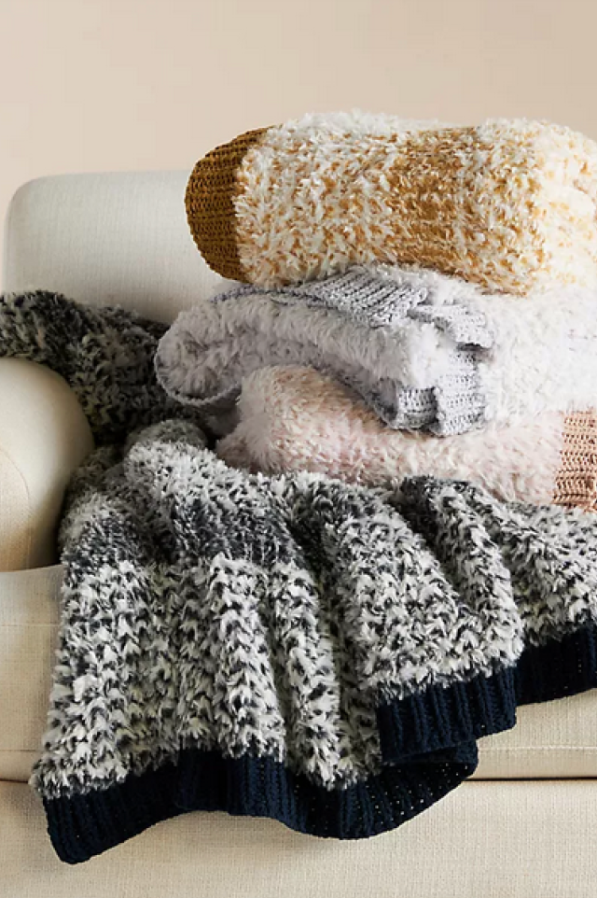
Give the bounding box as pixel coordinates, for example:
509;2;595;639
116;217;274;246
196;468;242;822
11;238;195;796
554;411;597;510
185;127;269;281
275;267;491;343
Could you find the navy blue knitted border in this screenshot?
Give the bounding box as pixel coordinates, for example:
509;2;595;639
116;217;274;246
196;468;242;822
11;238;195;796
42;761;182;864
42;621;597;865
376;666;517;765
376;623;597;765
44;743;477;864
175;741;477;837
515;624;597;704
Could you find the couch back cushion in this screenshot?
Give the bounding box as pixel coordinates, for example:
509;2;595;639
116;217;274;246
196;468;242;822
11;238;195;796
2;171;234;322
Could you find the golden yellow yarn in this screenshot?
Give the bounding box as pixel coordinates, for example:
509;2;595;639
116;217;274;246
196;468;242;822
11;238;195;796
185;114;597;294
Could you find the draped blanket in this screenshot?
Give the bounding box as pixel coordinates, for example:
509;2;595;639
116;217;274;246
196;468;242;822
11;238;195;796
4;292;597;864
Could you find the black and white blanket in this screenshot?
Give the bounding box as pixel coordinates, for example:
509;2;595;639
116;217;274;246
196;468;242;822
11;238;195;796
4;292;597;864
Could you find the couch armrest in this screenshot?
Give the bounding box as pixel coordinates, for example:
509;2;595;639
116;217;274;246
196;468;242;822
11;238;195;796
0;358;94;571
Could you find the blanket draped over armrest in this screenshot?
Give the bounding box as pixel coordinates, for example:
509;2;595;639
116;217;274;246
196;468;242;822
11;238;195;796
0;290;180;443
3;292;597;864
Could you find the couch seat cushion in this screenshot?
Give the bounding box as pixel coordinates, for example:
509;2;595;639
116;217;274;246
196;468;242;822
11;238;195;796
1;565;596;782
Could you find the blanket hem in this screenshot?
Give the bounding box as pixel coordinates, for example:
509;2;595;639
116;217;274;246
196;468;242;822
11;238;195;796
44;747;478;864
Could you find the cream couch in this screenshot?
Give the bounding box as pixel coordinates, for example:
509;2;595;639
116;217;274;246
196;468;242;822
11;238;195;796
1;173;597;898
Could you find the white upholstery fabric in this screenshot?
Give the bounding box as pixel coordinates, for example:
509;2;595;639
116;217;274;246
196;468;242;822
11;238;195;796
0;360;94;571
1;171;232;570
1;565;596;783
2;779;597;898
3;172;235;322
476;694;597;778
475;697;597;777
0;567;61;781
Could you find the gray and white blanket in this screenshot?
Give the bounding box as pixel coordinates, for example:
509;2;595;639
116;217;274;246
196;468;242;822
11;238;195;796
2;291;597;864
156;266;493;436
155;264;597;437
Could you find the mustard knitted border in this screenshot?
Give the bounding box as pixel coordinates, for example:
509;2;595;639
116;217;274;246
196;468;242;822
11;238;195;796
185;127;270;282
554;411;597;511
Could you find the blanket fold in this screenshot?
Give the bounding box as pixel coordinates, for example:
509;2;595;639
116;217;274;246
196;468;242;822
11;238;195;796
156;265;597;438
216;366;597;510
155;266;492;436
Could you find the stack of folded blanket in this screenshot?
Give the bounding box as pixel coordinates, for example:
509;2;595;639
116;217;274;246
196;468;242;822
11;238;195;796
156;111;597;509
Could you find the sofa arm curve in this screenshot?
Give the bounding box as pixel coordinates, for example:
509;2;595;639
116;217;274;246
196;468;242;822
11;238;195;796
0;358;94;571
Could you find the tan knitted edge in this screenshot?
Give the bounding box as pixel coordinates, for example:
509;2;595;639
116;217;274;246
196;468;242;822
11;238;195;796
185;126;271;281
553;411;597;512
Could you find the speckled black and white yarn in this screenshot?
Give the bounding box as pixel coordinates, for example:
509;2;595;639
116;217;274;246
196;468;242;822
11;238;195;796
30;418;597;808
6;290;597;860
0;291;190;443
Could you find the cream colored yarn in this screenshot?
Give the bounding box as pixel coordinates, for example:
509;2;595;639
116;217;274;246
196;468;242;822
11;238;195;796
186;112;597;294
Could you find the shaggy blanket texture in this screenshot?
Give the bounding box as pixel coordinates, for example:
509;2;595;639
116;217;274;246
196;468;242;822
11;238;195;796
185;111;597;294
217;366;597;511
155;265;597;435
2;291;597;864
30;422;597;864
0;290;177;443
156;266;492;436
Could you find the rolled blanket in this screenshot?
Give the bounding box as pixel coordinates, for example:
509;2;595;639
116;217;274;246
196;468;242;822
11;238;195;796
31;419;597;862
185;111;597;294
217;366;597;511
155;265;597;435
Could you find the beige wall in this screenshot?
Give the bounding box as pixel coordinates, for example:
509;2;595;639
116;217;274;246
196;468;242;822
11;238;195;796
1;0;596;267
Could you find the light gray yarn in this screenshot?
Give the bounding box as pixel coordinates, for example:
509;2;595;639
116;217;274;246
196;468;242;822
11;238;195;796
156;267;494;436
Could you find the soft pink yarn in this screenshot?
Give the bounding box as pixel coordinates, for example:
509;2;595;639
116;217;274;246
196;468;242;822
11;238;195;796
217;366;564;505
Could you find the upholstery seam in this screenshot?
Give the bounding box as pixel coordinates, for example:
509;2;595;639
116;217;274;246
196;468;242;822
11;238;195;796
0;622;57;627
